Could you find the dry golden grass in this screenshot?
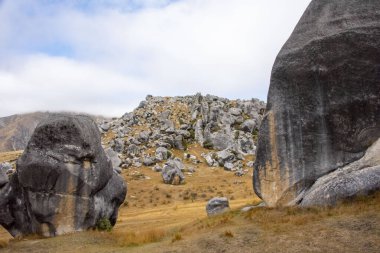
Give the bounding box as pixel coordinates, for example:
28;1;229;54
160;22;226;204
122;143;258;210
0;239;8;249
104;229;166;246
171;233;183;243
0;150;23;163
1;144;379;253
2;190;380;253
223;230;234;238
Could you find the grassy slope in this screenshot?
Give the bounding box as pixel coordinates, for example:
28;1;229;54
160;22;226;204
1;148;379;253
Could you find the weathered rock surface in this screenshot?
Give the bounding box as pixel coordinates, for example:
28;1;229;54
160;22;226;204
206;197;230;216
301;139;380;206
254;0;380;206
0;165;9;187
105;147;122;173
0;114;127;237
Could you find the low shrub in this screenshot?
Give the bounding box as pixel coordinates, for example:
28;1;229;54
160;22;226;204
96;218;113;232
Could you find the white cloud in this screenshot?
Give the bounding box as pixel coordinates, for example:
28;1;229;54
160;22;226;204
0;0;312;117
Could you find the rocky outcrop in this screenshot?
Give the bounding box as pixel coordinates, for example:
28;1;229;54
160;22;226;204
100;94;265;173
0;114;127;237
254;0;380;206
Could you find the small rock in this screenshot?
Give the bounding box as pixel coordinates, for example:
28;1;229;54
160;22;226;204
206;197;230;216
241;202;265;212
162;161;185;185
246;161;254;168
224;162;234;171
202;153;217;167
156;147;170;161
240;119;257;133
100;123;110;132
229;108;242;116
126;144;140;157
152;165;162;172
143;157;156;166
105;148;122;171
235;170;245;177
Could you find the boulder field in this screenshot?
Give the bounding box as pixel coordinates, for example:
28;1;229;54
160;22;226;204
0;114;126;237
254;0;380;206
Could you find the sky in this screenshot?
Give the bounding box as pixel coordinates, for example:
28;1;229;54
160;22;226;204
0;0;312;117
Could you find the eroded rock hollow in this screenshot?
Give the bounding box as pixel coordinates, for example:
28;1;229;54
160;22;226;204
0;114;127;237
254;0;380;206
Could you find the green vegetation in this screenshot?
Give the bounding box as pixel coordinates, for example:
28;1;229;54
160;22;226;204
203;141;213;149
96;218;113;232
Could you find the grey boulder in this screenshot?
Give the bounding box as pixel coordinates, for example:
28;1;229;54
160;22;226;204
155;147;170;161
240;119;257;133
0;114;127;237
206;197;230;216
161;159;185;185
254;0;380;206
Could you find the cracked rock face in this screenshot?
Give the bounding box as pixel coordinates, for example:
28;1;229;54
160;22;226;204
254;0;380;206
0;114;127;237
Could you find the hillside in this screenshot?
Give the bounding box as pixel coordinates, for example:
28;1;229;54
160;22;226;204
1;171;379;253
0;112;50;152
1;94;379;253
99;93;265;177
0;112;109;152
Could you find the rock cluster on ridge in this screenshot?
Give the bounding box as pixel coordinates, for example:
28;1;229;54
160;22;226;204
100;93;265;176
0;114;127;237
254;0;380;206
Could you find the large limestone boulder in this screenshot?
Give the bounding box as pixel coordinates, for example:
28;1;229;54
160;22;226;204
254;0;380;206
0;114;127;237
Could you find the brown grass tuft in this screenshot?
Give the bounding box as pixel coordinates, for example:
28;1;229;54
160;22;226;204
0;239;9;249
109;229;166;247
223;230;234;238
244;191;380;232
171;233;182;243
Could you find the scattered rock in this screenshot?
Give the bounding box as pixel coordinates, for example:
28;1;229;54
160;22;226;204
105;148;122;173
100;122;111;132
143;156;156;166
241;202;265;212
216;149;235;165
223;162;234;171
152;164;162;172
229;108;242;116
240;119;257;133
156;147;170;161
202;153;217;167
126;144;140;157
206;197;230;216
246;161;254;168
234;170;245;177
162;160;185;185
